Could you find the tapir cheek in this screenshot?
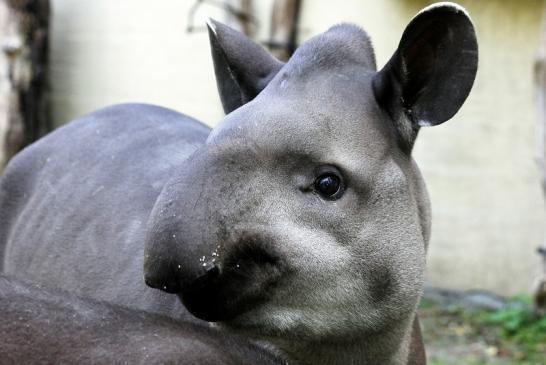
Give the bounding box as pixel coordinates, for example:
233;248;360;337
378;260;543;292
367;266;396;304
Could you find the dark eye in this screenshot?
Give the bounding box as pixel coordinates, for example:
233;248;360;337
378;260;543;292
314;173;342;199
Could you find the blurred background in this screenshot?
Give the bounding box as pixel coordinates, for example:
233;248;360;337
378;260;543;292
0;0;545;363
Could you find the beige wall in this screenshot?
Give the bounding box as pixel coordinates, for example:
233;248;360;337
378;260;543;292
49;0;545;296
50;0;226;126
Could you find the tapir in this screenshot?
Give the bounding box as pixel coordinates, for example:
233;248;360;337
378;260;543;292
0;275;287;365
0;2;478;365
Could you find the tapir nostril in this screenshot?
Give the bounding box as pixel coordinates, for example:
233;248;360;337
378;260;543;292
206;265;220;275
189;265;221;290
178;264;228;322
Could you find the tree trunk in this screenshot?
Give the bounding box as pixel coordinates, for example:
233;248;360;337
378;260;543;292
268;0;301;61
238;0;252;36
0;0;50;171
534;7;546;316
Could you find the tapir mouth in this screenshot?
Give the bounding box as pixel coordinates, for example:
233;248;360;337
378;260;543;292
179;242;284;322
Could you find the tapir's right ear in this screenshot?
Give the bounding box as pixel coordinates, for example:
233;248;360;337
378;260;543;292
373;3;478;150
207;19;284;114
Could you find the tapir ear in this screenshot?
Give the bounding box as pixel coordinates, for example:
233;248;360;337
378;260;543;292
207;19;284;114
373;3;478;149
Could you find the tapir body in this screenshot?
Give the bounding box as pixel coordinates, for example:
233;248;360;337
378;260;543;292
0;104;208;319
0;3;477;365
0;275;287;365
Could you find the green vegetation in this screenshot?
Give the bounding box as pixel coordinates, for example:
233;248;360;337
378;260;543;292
482;300;546;362
419;295;546;365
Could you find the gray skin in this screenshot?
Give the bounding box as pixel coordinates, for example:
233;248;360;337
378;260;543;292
0;275;288;365
0;103;209;319
0;3;477;365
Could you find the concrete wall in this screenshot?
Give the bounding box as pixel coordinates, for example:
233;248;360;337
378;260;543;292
49;0;545;296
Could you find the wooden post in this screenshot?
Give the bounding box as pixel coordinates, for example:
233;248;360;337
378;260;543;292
534;7;546;315
268;0;301;61
0;0;50;170
238;0;252;36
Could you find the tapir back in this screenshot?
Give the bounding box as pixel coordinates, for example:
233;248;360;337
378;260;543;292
0;103;209;318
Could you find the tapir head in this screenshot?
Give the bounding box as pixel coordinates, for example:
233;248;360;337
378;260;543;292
144;2;477;344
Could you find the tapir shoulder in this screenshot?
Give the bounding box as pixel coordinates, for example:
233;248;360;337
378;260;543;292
0;103;210;278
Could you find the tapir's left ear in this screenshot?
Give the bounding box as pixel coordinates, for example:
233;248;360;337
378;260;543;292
373;3;478;148
207;19;284;114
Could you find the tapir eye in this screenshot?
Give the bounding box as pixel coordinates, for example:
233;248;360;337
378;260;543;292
314;172;344;200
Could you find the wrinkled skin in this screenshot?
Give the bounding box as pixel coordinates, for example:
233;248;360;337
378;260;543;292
1;3;477;365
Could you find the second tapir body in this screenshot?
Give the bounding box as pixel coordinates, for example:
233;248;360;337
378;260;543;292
0;275;287;365
0;3;477;365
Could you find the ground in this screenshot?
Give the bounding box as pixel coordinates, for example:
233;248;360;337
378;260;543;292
419;288;546;365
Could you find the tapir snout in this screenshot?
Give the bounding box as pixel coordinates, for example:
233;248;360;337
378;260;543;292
145;223;286;322
144;148;289;321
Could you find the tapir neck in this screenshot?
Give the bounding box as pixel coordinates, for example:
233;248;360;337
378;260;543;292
273;315;421;365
